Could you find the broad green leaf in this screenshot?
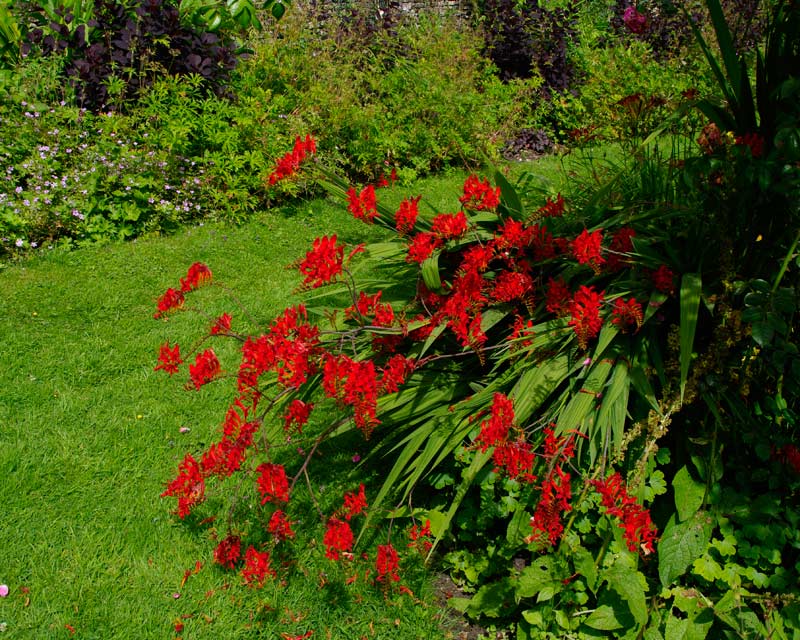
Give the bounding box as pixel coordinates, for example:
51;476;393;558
515;557;554;599
573;546;598;592
658;512;713;587
493;169;524;220
584;604;624;631
464;578;514;618
421;251;442;292
604;564;648;626
673;466;705;521
679;273;702;403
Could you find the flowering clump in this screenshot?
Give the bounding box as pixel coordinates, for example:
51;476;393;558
569;286;605;349
323;517;354;560
154;342;182;375
460;175;500;211
347;185;378;223
297;235;345;289
188;349;222;389
592;473;658;554
375;544;400;582
241;547;276;587
268;135;317;185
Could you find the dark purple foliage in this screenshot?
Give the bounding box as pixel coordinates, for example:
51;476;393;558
21;0;241;112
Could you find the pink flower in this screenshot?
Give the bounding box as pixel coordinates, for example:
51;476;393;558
623;6;648;34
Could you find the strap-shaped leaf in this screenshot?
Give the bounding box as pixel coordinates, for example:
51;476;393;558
421;251;442;292
679;273;702;403
493;169;524;221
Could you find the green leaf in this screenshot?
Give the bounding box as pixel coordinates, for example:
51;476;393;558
511;353;572;426
271;1;285;19
679;273;702;403
515;557;554;599
604;564;648;626
463;579;514;618
584;605;624;631
493;169;524;220
658;512;713;587
573;546;598;593
421;251;442;292
673;466;705;521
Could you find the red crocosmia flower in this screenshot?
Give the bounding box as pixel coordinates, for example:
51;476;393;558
493;438;536;483
347;184;378;223
281;633;313;640
572;228;605;273
180;262;213;292
408;520;433;554
476;393;515;451
607;227;636;271
491;270;533;303
284;399;313;434
268;135;317;185
406;232;443;264
323;517;354;560
395;196;420;235
256;463;290;504
651;264;676;295
268;510;296;541
375;544;401;582
530;224;556;261
610;297;643;332
459;243;495;274
459;175;500;211
545;278;571;316
735;132;764;158
345;291;394;327
623;5;648;34
161;453;205;518
154;342;182;375
213;534;242;568
343;483;368;520
529;466;572;546
568;285;605;349
154;287;185;319
380;354;415;394
431;211;468;240
241;546;276;587
543;426;576;463
592;472;658;554
298;235;344;289
496;219;533;251
210;312;232;335
536;193;565;218
509;315;535;349
189;349;221;389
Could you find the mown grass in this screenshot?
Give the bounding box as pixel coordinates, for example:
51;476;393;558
0;160;568;639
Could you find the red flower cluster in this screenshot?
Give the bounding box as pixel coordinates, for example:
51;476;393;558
611;297;643;332
180;262;213;292
268;135;317;185
651;265;676;295
343;483;368;520
573;228;605;273
268;510;296;541
200;399;260;477
408;519;433;555
160;453;205;518
607;227;636;271
772;444;800;474
298;235;345;289
210;313;232;336
323;517;354;560
592;473;658;554
238;305;322;393
545;278;571;316
375;544;401;582
347;185;378;223
474;394;536;482
535;193;565;218
569;286;605;349
459;175;500;211
406;232;442;264
241;546;276;587
491;270;533;303
346;291;395;327
431;211;468;240
256;462;290;504
188;348;221;390
395;197;420;235
735;132;764;158
213;534;242;568
154;287;185;319
323;355;380;436
154;342;182;375
529;466;572;546
284;399;313;434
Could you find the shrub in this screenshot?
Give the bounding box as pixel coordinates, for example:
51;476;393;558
17;0;241;111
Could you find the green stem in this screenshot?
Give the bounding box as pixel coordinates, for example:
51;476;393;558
771;229;800;295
